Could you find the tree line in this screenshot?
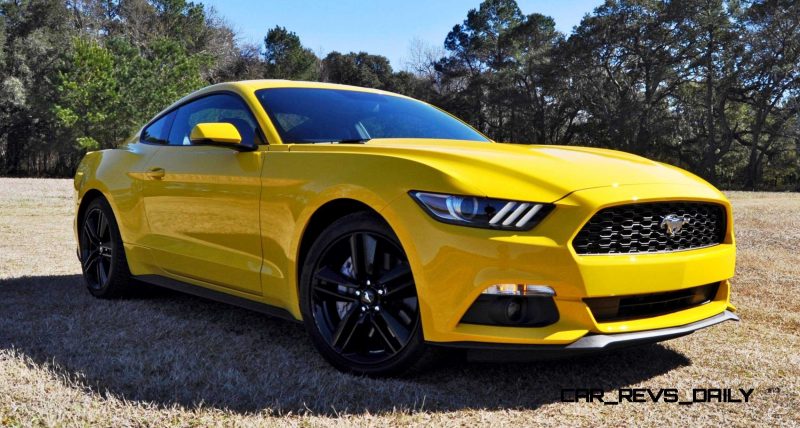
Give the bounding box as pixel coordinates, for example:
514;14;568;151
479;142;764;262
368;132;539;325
1;0;798;190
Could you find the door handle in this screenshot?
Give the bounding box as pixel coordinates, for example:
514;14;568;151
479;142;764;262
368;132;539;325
146;167;165;179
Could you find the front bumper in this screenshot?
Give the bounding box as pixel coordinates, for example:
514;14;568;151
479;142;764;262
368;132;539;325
381;182;737;346
431;310;740;361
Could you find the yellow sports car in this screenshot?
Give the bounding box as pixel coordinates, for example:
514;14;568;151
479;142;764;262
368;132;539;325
74;80;738;375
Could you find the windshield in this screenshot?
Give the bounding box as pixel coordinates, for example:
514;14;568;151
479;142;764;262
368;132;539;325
255;88;489;143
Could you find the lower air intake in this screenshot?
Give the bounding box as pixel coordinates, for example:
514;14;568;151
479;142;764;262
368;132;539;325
584;283;720;323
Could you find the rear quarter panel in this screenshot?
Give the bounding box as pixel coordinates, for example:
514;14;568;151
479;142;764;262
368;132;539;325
75;140;160;274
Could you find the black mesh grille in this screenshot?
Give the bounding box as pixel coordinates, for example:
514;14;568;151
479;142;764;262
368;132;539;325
573;202;726;255
584;283;720;323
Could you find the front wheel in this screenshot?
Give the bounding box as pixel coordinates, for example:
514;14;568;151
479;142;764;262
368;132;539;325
299;212;426;376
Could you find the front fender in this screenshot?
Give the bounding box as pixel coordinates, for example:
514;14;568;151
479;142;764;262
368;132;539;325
258;149;484;318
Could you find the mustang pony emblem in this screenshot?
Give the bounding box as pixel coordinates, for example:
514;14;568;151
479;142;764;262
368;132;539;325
660;214;689;236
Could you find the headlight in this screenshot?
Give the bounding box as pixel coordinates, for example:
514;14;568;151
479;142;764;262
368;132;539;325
409;191;553;231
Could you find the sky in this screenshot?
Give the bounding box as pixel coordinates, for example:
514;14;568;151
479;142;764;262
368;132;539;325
201;0;604;70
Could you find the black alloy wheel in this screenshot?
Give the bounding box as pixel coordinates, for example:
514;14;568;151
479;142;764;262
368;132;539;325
79;197;132;298
300;212;425;376
81;206;113;290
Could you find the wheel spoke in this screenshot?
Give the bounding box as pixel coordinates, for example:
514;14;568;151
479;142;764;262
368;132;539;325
315;266;358;289
379;262;411;286
331;305;364;352
371;317;400;353
97;212;108;240
378;309;411;345
83;220;100;245
98;258;109;285
313;284;357;302
83;249;100;271
385;280;415;298
349;233;365;280
364;234;377;276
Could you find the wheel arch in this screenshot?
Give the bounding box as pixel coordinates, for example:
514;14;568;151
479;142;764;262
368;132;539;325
76;187;130;246
296;198;387;287
76;188;107;227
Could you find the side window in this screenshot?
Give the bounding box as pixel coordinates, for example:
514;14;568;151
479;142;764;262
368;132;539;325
141;111;175;144
167;94;263;146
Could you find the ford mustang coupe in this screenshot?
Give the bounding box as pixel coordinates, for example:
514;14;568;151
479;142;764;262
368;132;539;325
74;80;738;375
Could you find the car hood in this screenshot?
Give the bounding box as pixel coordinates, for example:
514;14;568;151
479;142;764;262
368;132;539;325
289;139;713;202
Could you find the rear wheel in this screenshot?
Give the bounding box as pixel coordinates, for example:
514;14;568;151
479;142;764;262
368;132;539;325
79;197;132;298
300;212;425;376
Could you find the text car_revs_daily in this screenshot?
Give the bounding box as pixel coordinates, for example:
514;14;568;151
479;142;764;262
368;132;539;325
561;388;755;405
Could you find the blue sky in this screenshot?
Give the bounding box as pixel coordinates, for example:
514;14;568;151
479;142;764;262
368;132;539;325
202;0;604;69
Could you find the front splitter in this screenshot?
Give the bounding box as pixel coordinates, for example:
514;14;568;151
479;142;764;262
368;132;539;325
429;310;740;362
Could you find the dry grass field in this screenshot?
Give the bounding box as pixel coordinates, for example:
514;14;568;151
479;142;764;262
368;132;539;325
0;178;798;427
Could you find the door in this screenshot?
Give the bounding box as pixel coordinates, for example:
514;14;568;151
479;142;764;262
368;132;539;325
141;93;266;295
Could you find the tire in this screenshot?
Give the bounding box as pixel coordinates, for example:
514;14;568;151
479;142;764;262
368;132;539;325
78;196;133;298
299;211;426;376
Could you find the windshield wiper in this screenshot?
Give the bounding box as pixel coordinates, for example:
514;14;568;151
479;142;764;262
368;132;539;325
329;138;370;144
287;138;371;144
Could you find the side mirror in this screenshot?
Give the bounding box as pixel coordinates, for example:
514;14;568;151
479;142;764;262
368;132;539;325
189;123;254;151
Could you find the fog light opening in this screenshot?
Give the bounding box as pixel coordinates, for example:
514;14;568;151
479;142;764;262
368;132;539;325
461;284;560;327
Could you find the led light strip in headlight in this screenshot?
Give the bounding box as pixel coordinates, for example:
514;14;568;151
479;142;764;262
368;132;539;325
409;191;553;231
489;202;544;228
